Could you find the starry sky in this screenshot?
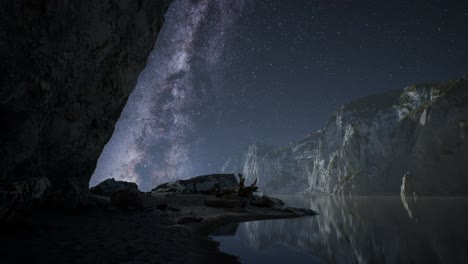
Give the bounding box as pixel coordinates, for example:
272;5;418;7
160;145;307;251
91;0;468;190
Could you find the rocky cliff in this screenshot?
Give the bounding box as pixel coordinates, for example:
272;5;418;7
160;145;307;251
0;0;172;218
222;76;468;195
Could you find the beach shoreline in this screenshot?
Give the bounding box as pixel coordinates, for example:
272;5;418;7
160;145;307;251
0;192;315;264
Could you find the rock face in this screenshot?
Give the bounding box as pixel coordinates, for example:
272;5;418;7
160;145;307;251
222;143;313;194
109;188;144;210
0;177;52;220
223;76;468;195
89;178;138;197
0;0;173;217
152;174;239;194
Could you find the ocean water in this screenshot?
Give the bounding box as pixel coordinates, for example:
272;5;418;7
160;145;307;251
211;195;468;264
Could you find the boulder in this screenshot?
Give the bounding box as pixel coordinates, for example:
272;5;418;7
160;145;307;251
152;174;238;194
0;177;51;221
11;177;52;201
109;188;143;210
90;178;138;197
152;181;186;193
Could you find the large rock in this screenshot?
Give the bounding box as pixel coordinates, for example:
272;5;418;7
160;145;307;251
152;174;239;194
153;181;187;193
109;188;143;210
0;0;172;218
223;75;468;195
89;178;138;197
0;177;51;221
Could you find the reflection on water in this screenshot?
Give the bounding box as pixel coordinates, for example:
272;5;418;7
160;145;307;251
211;195;468;264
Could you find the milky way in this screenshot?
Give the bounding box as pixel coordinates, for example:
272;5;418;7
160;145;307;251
91;0;467;191
91;0;248;190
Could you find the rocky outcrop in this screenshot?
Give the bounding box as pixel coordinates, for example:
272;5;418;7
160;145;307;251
109;188;144;210
152;174;239;194
223;76;468;195
0;0;173;218
89;178;138;197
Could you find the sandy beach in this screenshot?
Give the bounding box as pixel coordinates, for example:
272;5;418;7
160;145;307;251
0;192;314;264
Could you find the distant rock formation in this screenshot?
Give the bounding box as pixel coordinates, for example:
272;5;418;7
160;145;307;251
152;174;239;194
0;0;173;219
90;178;139;197
223;76;468;195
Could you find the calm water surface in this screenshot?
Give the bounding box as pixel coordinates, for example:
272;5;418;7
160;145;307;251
211;195;468;264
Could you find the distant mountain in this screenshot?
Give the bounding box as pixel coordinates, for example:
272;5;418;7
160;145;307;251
222;75;468;195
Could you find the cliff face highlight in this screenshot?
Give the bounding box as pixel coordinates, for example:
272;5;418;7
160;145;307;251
223;77;468;195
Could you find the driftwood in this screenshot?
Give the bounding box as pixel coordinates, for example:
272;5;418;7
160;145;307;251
237;174;258;197
215;173;258;198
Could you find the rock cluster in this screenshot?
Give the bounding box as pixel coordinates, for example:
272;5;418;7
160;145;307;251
152;173;315;215
89;174;318;221
152;174;239;194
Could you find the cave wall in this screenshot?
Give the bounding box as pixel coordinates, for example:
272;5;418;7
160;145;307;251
0;0;172;214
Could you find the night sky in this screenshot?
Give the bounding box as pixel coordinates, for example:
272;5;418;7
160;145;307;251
91;0;468;190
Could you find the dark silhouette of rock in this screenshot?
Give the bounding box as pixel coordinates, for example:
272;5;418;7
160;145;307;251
0;177;51;221
89;178;138;197
156;203;168;211
109;188;143;210
87;194;110;208
152;174;239;194
204;198;246;208
0;0;173;219
177;216;203;224
154;181;187;193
